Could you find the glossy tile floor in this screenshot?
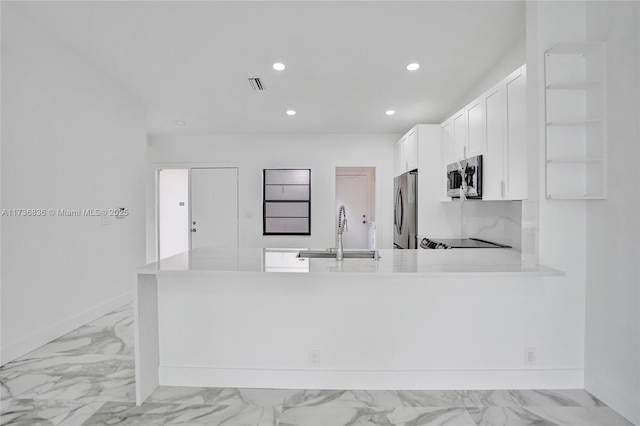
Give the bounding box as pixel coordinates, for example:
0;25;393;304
0;303;633;425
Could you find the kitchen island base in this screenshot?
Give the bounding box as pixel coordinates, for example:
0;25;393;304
135;249;571;405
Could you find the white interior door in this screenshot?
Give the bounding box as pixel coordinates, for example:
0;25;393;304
336;169;374;249
190;168;238;249
158;169;189;259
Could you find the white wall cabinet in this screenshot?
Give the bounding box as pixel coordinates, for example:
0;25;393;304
452;109;467;161
482;85;505;200
394;127;418;176
442;64;528;201
503;65;528;200
466;98;485;159
544;42;606;200
441;118;455;166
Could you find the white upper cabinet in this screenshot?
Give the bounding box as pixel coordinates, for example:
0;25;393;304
452;109;467;160
441;64;528;201
504;65;528;200
441;118;455;166
405;128;418;172
394;138;403;177
394;127;418;176
482;84;505;200
466;98;485;158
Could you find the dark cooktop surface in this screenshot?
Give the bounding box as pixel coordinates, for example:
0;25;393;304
420;237;510;249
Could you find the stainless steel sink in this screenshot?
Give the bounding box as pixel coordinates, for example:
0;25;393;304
297;249;380;259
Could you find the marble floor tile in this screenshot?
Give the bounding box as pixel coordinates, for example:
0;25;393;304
31;323;134;357
281;389;464;409
466;407;555;426
381;390;464;408
278;406;476;426
524;406;634;426
81;401;276;425
467;406;635;426
0;398;105;426
0;352;135;404
85;304;133;328
514;389;604;407
457;389;605;409
148;386;298;407
456;390;530;407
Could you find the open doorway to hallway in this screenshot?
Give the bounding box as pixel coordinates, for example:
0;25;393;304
335;167;376;249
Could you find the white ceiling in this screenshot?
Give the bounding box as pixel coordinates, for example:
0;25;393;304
8;1;526;136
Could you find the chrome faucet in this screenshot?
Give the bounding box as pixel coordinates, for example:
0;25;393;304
336;204;348;261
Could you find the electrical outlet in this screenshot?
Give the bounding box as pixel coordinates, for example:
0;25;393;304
524;347;536;365
309;350;321;368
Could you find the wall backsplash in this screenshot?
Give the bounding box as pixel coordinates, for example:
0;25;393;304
462;201;522;250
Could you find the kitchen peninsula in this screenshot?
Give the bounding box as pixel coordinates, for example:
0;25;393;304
135;248;562;405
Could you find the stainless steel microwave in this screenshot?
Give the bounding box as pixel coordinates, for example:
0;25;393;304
447;155;482;199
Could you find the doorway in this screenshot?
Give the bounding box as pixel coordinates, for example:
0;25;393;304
157;167;238;260
335;167;376;249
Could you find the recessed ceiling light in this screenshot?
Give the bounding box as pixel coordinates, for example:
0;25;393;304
286;110;296;116
175;120;186;126
385;110;396;116
406;63;420;71
273;63;286;71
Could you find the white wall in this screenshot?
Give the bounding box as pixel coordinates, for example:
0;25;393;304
147;133;397;258
1;5;147;363
442;36;527;121
584;2;640;424
528;2;640;424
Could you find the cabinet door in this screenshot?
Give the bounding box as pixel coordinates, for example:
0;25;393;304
441;120;454;199
441;119;455;166
482;85;505;200
466;98;485;158
405;128;418;171
394;139;403;177
504;65;527;200
452;109;467;160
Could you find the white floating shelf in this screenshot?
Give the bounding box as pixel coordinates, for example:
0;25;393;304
544;41;607;200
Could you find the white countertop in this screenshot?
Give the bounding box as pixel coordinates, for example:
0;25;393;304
138;247;562;277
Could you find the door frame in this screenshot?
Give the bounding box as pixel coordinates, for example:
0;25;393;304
335;166;376;249
148;163;239;263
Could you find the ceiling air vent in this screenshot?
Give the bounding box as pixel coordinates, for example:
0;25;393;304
248;77;265;91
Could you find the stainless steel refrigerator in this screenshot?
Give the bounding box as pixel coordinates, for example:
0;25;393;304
393;170;417;249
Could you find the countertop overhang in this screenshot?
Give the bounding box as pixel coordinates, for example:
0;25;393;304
138;247;562;277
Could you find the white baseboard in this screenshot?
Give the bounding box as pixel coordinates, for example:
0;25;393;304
159;366;584;390
585;372;640;426
1;292;133;365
